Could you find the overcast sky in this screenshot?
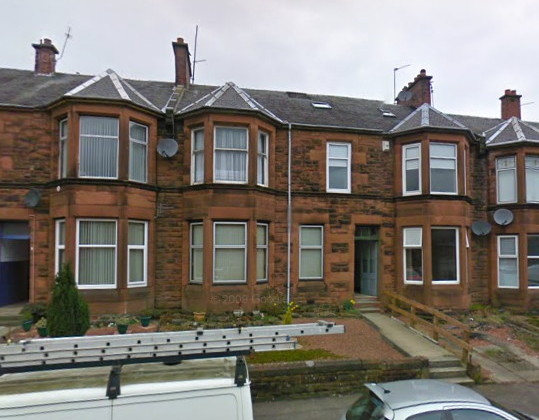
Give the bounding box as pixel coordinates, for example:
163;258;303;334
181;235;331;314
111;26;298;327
3;0;539;121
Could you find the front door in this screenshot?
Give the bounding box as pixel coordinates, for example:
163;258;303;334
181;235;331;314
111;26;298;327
0;222;30;306
354;227;379;296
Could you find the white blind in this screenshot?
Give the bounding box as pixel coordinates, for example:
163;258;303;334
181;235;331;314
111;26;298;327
215;127;247;182
78;220;116;287
80;116;118;178
129;122;147;183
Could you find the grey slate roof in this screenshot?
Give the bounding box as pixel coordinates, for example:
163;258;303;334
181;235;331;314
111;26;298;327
485;117;539;146
1;67;539;140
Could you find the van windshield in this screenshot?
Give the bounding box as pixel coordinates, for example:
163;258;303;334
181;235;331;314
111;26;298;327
346;391;386;420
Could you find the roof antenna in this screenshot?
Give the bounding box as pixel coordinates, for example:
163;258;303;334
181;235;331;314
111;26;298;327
191;25;206;84
57;26;72;62
393;64;410;103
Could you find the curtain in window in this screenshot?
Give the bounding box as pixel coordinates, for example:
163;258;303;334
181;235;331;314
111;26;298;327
129;122;147;183
214;224;246;282
499;236;518;287
328;144;349;191
257;224;267;281
193;130;204;183
497;156;516;203
190;224;203;283
78;221;116;286
128;222;146;284
257;133;268;186
80;117;118;178
215;128;247;182
526;156;539;202
300;226;323;278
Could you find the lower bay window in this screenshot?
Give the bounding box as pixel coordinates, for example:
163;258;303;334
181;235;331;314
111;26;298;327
127;221;148;287
431;228;459;284
190;223;203;283
498;235;518;288
257;223;268;282
403;227;423;283
527;235;539;288
213;222;247;283
55;219;66;274
299;225;323;279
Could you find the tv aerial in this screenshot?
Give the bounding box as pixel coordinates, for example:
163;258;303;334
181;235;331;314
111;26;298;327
157;138;179;158
493;208;514;226
471;220;492;236
23;189;41;208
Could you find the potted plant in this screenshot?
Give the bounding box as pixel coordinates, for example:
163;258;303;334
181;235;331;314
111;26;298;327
21;313;33;332
116;316;130;334
193;312;206;322
233;308;244;318
36;317;48;337
139;315;152;327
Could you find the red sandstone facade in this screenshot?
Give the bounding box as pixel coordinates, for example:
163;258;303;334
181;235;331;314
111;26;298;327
0;38;537;314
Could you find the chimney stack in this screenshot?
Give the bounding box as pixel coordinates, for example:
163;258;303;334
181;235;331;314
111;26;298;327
396;69;433;108
32;38;59;75
172;37;192;87
500;89;522;120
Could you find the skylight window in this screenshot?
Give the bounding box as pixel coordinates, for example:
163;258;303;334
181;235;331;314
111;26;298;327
379;108;396;118
311;101;332;109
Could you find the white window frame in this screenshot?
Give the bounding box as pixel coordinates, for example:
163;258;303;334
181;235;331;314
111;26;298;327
213;126;249;184
257;131;269;187
402;143;421;195
256;223;268;283
431;227;460;284
429;143;457;195
55;219;65;274
127;220;148;288
190;222;203;284
213;222;247;284
527;234;539;289
403;227;423;284
191;128;204;185
299;225;324;279
128;121;148;183
59;119;68;179
76;219;117;289
496;156;517;204
497;235;519;289
79;116;119;179
326;142;351;193
525;155;539;203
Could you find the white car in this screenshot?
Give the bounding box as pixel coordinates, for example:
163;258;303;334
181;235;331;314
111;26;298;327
342;379;536;420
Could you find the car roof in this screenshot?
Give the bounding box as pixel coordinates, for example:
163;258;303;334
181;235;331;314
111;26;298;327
365;380;490;410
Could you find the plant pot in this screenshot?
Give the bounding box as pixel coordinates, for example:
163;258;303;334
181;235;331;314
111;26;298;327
252;310;261;317
140;316;151;327
193;312;206;322
233;310;244;317
117;324;128;334
37;327;48;337
22;320;33;332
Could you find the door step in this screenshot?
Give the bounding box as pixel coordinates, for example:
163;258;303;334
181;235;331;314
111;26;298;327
353;295;382;313
428;358;473;384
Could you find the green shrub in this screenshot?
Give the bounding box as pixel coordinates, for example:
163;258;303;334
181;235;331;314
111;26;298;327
20;302;47;323
47;264;90;337
259;287;287;317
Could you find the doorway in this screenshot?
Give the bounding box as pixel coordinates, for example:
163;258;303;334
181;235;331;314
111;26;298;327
354;226;379;296
0;222;30;306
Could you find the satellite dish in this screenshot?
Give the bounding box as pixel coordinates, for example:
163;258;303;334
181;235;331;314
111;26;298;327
157;138;179;158
397;90;413;102
24;189;41;208
493;208;514;226
471;221;492;236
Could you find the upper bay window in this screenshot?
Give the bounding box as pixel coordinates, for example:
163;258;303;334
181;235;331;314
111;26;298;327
403;143;421;195
327;142;351;193
526;155;539;203
129;122;148;183
430;143;457;194
257;132;269;186
192;129;204;184
79;116;119;179
496;156;517;204
214;127;248;183
59;119;68;178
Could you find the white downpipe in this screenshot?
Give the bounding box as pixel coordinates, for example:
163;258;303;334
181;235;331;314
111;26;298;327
286;123;292;305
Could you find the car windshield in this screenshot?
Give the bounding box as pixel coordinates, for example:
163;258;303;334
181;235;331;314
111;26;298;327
346;390;386;420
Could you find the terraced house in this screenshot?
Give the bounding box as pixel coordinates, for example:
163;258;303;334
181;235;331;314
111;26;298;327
0;37;538;314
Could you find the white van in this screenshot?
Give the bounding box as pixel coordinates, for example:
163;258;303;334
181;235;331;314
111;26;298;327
0;357;254;420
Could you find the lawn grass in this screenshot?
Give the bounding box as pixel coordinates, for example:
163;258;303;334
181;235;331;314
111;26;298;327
247;348;342;364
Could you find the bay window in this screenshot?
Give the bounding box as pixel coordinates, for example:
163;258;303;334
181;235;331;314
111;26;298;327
127;221;147;287
299;225;323;279
431;228;459;283
129;122;148;183
403;227;422;283
327;142;351;193
430;143;457;194
79;116;119;178
403;143;421;195
192;129;204;184
190;223;203;283
213;222;246;283
77;220;117;288
214;127;248;183
527;235;539;288
258;132;269;186
59;119;68;178
257;223;268;282
496;156;517;203
526;155;539;202
498;235;518;288
55;219;65;274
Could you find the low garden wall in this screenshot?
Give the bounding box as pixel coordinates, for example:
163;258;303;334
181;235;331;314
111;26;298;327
249;357;428;401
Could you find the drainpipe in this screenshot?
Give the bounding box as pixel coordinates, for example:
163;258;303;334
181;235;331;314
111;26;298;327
286;123;292;305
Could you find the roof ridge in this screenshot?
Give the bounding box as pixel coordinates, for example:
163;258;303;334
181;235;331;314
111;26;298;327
485;119;509;144
106;69;130;101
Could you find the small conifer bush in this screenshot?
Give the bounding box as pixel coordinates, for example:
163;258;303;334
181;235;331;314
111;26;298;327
47;263;90;337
